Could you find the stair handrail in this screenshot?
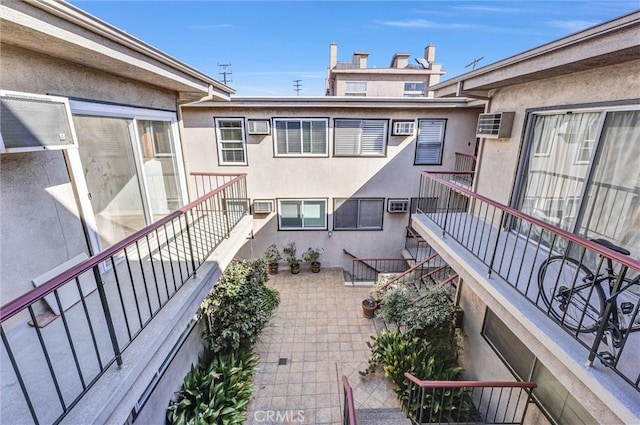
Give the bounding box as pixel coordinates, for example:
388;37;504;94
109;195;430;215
342;375;357;425
404;372;536;389
412;274;458;303
372;253;438;294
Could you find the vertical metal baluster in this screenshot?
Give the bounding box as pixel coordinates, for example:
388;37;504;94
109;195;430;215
75;276;104;370
91;264;122;366
52;290;86;390
123;247;144;330
110;256;132;342
136;240;154;321
145;234;162;311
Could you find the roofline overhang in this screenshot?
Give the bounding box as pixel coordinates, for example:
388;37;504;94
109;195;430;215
431;11;640;98
3;0;233;100
184;96;482;109
329;68;446;76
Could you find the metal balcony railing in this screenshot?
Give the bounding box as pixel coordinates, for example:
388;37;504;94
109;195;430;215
342;375;358;425
417;171;640;392
453;152;477;186
343;249;409;285
404;373;536;424
0;173;247;425
405;226;435;262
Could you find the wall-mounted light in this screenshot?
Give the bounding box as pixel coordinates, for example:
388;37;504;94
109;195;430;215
328;230;333;237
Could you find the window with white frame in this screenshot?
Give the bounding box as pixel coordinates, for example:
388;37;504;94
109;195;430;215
345;82;367;92
274;119;328;156
215;118;247;165
278;199;327;229
414;119;446;165
404;82;426;96
334;198;384;230
334;119;387;156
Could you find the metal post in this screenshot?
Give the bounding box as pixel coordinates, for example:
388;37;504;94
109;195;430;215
486;209;506;278
92;265;122;366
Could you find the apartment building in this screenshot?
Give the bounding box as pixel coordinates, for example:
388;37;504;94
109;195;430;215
325;42;445;97
1;0;638;424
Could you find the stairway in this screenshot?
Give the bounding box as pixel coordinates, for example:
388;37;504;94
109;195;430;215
356;407;412;424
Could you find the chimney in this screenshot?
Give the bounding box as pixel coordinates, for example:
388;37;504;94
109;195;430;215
425;44;436;64
330;42;338;68
391;53;410;69
353;52;369;69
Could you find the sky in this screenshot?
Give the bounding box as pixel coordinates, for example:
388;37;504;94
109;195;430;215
69;1;639;96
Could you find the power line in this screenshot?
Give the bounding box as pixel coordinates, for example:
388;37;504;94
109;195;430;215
218;63;232;85
293;79;302;96
465;57;484;70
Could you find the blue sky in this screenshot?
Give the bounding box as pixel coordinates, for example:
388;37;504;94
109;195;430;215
71;1;639;96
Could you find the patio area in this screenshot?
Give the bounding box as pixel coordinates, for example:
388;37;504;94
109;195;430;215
246;267;403;424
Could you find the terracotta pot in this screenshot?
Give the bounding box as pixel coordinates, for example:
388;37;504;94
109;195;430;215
268;263;279;275
291;264;300;274
310;262;321;273
362;299;378;318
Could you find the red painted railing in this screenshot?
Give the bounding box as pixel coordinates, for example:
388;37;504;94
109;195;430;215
417;171;640;392
342;375;358;425
0;173;247;425
404;372;536;424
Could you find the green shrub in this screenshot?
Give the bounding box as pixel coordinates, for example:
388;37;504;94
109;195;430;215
167;350;258;425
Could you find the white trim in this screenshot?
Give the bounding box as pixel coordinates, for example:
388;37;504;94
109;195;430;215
278;199;328;230
273;118;329;157
215;118;247;165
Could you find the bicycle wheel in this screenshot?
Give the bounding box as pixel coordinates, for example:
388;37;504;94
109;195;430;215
538;256;605;333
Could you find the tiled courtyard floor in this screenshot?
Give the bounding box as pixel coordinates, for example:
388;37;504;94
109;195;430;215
245;267;400;424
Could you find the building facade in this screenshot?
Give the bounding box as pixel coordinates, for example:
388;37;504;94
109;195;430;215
326;43;445;97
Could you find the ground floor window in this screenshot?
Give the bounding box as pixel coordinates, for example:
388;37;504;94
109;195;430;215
278;199;327;230
334;198;384;230
482;309;596;425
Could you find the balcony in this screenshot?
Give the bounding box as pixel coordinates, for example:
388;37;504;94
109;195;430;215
0;173;251;425
412;172;640;418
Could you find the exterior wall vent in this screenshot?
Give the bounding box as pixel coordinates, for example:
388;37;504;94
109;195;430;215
387;198;409;213
0;91;77;153
247;120;270;135
476;112;515;139
253;199;274;214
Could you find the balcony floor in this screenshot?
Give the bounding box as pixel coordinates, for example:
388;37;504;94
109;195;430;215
247;267;401;424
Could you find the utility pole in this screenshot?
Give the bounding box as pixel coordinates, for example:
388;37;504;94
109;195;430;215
218;63;232;85
293;79;302;96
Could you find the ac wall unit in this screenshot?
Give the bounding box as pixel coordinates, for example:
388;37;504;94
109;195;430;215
476;112;515;139
387;198;409;213
247;120;270;135
253;199;274;214
0;91;77;153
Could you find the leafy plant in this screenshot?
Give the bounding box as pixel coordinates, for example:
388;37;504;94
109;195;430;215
167;350;258;425
302;247;323;264
200;259;280;355
283;241;300;267
263;244;282;265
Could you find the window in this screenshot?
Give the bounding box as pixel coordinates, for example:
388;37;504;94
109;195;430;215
392;120;415;136
215;118;246;165
515;107;639;259
404;82;426;92
482;309;596;425
334;119;387;156
414;119;446;165
274;119;328;156
278;199;327;229
334;198;384;230
345;82;367;92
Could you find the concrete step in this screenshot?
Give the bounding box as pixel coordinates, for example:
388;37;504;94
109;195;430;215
356;407;412;424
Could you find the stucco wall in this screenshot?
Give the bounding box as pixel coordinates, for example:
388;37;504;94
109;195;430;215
474;59;640;207
334;73;436;97
181;105;481;271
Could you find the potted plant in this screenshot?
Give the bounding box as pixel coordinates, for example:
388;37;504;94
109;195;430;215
283;242;300;274
263;244;282;275
302;247;323;273
362;296;378;318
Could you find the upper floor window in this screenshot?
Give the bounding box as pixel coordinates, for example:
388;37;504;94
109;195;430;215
414;119;446;165
345;82;367;92
278;199;327;230
404;82;426;93
334;198;384;230
215;118;246;165
274;119;328;156
334;119;387;156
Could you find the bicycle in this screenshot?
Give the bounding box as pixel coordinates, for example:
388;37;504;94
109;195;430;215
537;238;640;363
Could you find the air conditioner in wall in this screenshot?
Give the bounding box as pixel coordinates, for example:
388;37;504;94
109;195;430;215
253;199;274;214
387;198;410;213
247;120;270;135
475;112;515;139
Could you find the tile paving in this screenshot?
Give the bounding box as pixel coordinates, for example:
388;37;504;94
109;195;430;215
246;267;400;424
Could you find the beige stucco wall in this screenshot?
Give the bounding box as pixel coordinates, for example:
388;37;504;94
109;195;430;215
181;105;481;270
0;43;179;316
334;73;437;97
474;59;640;207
